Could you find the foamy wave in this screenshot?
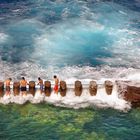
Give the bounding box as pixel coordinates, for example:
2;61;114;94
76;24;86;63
0;60;140;82
0;33;9;44
0;84;131;112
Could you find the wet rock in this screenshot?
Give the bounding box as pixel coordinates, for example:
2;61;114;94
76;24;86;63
0;81;4;96
59;81;67;97
126;85;140;104
0;81;4;91
44;81;51;90
105;80;113;95
45;90;51;97
29;81;35;95
29;81;35;89
13;82;20;95
89;81;97;96
75;80;82;96
116;80;140;107
44;81;51;96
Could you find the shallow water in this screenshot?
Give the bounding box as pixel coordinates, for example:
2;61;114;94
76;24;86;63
0;103;140;140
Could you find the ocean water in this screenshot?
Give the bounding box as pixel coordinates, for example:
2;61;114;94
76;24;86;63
0;103;140;140
0;0;140;81
0;0;140;139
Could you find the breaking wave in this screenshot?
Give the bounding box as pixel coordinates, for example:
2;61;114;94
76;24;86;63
0;85;131;112
0;0;140;111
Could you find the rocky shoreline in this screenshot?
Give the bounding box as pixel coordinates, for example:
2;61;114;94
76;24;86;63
116;80;140;107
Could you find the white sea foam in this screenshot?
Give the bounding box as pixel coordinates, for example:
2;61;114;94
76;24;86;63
0;59;137;111
0;0;139;111
0;33;9;44
0;60;140;82
0;83;131;111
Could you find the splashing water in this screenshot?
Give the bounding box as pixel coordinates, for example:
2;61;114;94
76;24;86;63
0;0;139;81
0;1;140;139
0;0;140;109
0;85;131;111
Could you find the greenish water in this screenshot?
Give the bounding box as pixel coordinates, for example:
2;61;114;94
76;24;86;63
0;104;140;140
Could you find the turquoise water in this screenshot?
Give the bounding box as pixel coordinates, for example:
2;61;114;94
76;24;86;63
0;104;140;140
0;0;140;80
0;0;140;139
